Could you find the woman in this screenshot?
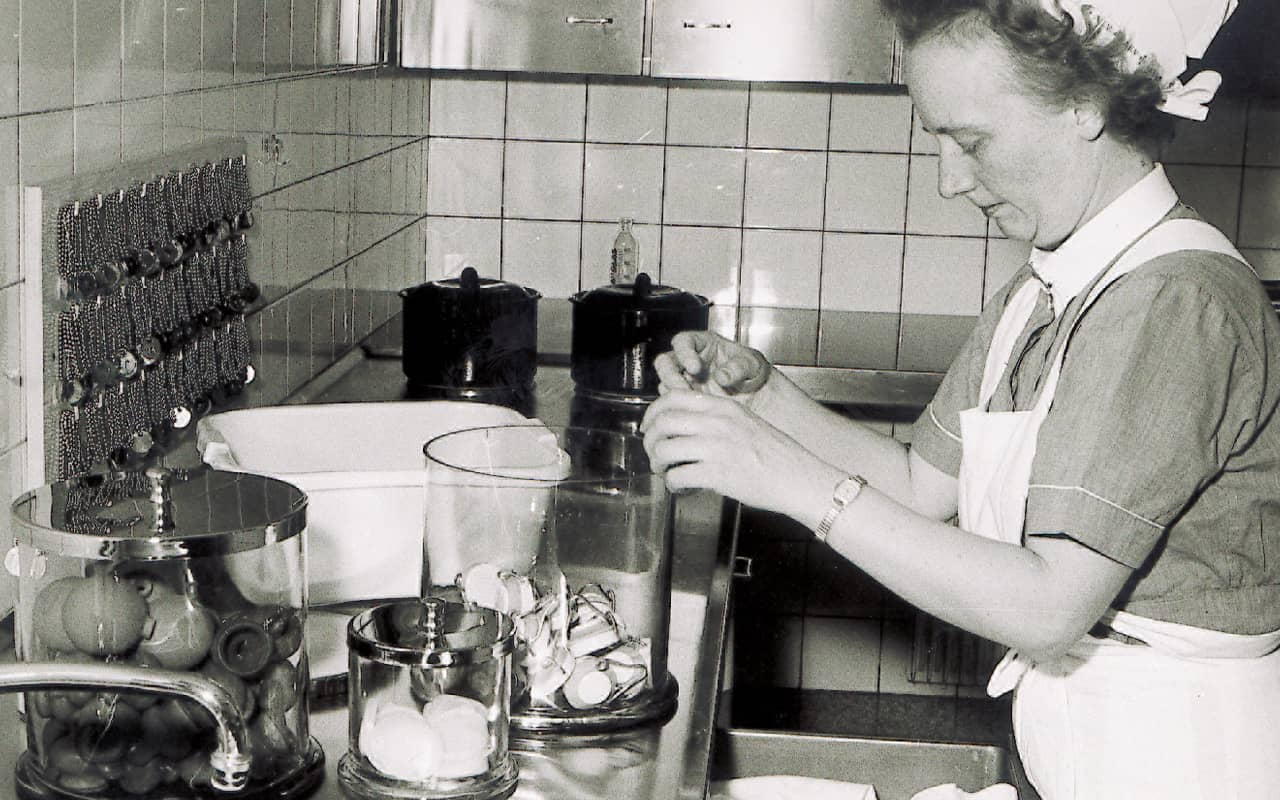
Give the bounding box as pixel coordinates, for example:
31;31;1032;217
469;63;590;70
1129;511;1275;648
640;1;1280;797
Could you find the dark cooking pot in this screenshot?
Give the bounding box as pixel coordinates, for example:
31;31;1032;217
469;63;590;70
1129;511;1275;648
400;267;541;400
570;272;711;399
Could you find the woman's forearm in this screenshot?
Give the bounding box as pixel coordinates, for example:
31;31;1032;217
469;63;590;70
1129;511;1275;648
751;369;940;515
797;477;1130;662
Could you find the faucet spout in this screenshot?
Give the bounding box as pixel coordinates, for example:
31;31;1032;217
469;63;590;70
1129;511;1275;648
0;662;252;792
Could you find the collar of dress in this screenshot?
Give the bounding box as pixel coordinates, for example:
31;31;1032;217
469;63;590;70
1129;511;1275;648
1028;164;1179;313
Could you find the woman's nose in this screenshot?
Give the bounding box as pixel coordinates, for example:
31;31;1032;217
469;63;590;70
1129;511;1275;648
937;147;975;199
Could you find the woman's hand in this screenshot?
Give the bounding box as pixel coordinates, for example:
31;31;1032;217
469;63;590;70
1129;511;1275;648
654;331;772;404
640;389;839;524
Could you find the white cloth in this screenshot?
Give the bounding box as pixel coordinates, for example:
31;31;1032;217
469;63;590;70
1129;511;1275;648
708;776;1017;800
958;213;1280;799
1039;0;1238;119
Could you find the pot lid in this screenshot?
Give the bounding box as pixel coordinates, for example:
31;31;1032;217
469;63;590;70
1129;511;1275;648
403;266;540;310
571;273;710;312
9;465;307;559
348;597;514;667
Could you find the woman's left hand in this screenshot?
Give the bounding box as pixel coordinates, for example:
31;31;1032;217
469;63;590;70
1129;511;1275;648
640;389;839;524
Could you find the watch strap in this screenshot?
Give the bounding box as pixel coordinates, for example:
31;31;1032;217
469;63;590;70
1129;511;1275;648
815;474;868;543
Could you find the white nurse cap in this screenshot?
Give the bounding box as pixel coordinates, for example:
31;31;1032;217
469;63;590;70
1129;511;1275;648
1040;0;1238;120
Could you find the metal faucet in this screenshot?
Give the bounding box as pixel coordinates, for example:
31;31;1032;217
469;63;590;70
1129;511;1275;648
0;662;252;792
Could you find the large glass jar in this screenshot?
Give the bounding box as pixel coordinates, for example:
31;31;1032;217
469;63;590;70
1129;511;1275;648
6;466;322;799
423;425;676;735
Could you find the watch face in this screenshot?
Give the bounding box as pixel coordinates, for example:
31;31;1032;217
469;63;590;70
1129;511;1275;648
833;476;866;505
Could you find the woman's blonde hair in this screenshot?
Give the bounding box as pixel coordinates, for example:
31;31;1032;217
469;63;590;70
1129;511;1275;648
885;0;1176;155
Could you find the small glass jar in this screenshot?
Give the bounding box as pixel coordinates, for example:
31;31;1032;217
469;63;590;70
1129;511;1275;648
7;466;322;800
423;425;677;735
339;598;518;800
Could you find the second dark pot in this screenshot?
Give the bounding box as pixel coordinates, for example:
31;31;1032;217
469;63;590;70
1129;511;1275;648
570;273;711;399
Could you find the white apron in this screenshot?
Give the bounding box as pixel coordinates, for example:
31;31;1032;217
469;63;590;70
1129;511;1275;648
956;218;1280;800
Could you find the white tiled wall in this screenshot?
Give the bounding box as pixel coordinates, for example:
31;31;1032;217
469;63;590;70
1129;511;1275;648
1;2;1277;687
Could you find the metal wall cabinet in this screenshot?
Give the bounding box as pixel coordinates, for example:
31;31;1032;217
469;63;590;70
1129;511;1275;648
648;0;898;83
398;0;646;75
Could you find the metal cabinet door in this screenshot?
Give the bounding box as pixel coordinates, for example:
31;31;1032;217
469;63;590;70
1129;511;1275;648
649;0;898;83
399;0;645;75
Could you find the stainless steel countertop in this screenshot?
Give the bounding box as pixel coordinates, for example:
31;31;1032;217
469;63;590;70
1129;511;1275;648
0;351;739;800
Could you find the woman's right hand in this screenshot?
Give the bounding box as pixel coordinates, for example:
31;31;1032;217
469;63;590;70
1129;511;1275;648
654;331;772;403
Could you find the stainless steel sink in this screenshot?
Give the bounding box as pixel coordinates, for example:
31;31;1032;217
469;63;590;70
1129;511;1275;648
711;728;1031;800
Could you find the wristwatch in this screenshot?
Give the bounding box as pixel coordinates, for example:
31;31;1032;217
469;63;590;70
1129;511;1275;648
815;474;868;543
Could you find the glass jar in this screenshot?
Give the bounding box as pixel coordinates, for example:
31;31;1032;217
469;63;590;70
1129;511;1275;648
6;466;322;799
339;598;518;800
423;425;676;734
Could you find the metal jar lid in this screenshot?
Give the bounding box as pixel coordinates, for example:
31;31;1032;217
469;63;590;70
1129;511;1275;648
348;598;514;668
9;465;307;560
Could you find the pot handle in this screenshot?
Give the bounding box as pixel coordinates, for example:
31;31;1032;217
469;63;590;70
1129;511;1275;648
632;272;652;299
461;265;481;294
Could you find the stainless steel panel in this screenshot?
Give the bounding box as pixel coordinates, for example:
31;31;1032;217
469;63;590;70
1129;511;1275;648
649;0;897;83
712;729;1014;800
399;0;645;75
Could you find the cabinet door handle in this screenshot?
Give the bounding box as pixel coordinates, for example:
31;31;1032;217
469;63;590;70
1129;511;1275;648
682;20;732;29
566;15;614;25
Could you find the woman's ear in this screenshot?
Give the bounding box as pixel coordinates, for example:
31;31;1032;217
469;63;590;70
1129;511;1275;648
1072;100;1107;141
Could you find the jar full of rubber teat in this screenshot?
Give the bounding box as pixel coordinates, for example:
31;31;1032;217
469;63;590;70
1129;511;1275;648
5;465;322;800
339;598;519;800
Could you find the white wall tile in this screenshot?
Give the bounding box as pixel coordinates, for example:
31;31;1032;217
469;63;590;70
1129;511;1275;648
291;0;318;71
426;138;503;217
821;232;904;313
507;78;587;141
0;283;21;450
234;0;267;81
830;90;913;153
744;149;826;230
165;0;203;93
663;147;745;227
429;75;505;138
0;0;17;115
800;617;881;692
667;80;747;147
316;0;342;64
122;97;166;162
741;229;821;308
1244;100;1280;167
1166;163;1242;241
659;226;741;307
907;155;988;237
581;220;659;288
74;105;122;174
503;140;583;221
20;0;73;113
825;152;908;233
1239;168;1280;249
424;216;502;281
75;0;122;105
19;111;73;187
204;86;235;135
583;144;663;224
747;85;830;151
586;77;666;144
164;92;204;153
0;120;17;288
1162;97;1247;165
902;236;986;316
501;220;580;299
204;0;237;86
264;0;293;74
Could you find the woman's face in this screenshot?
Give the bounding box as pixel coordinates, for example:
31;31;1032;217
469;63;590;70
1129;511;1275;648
904;30;1098;250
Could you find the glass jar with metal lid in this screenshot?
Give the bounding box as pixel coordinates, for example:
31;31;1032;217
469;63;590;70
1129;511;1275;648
340;598;518;800
5;465;322;800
